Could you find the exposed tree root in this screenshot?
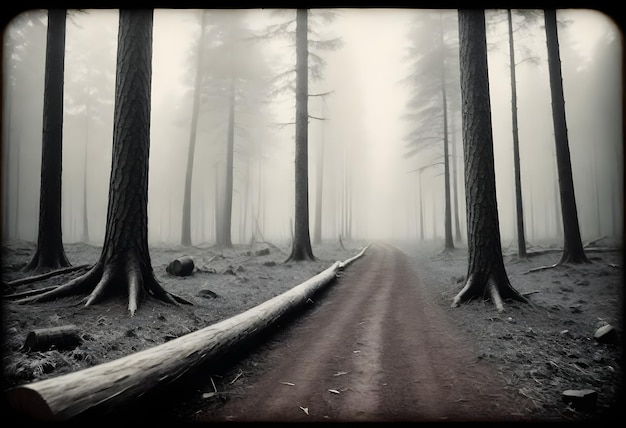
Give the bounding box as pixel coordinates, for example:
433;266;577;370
451;273;530;313
5;264;91;289
14;259;191;316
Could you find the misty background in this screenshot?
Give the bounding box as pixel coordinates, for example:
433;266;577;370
1;8;623;248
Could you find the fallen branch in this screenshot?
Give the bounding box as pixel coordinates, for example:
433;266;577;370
5;264;91;289
584;235;607;247
5;247;370;421
522;263;559;275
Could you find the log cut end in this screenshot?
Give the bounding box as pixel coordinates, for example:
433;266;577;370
5;386;55;421
166;256;195;276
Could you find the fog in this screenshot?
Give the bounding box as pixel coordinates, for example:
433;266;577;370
1;8;623;248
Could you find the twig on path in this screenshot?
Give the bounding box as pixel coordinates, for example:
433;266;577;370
229;370;244;385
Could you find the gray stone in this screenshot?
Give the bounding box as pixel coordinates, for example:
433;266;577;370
594;324;618;344
562;389;597;412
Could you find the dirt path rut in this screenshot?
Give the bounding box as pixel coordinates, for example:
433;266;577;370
199;242;528;422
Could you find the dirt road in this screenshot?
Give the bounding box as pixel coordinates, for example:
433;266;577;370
198;243;529;422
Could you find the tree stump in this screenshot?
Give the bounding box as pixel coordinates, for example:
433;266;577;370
166;256;194;276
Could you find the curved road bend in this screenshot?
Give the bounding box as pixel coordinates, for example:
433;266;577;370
200;242;527;422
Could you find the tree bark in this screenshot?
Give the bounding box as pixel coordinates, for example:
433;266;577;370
452;9;529;312
544;9;590;264
287;9;315;261
23;9;71;272
507;9;527;259
6;247;369;420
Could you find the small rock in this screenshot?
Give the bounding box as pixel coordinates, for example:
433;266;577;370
592;352;604;363
562;389;597;412
576;280;590;286
506;317;516;324
569;304;583;314
255;248;270;256
197;289;219;299
263;261;276;267
594;324;618;344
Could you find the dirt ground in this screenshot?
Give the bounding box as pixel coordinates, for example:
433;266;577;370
1;237;623;422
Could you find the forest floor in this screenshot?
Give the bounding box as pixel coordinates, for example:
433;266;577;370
0;236;623;422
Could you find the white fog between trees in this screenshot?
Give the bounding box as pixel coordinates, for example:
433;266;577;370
2;8;623;248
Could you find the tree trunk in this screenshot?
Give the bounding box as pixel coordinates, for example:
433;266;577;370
81;93;90;243
544;9;590;264
451;117;463;243
2;79;12;239
507;9;527;259
15;9;189;315
220;77;235;247
286;9;315;261
23;9;71;272
6;248;369;420
452;9;529;312
438;13;454;250
181;11;207;247
313;102;325;245
419;170;424;240
14;137;20;238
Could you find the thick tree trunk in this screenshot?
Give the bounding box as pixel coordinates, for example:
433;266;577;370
287;9;315;261
508;9;527;259
181;11;207;247
16;10;189;315
452;9;528;312
6;247;369;420
544;9;590;264
24;9;71;272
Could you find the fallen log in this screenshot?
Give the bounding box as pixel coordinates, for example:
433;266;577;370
165;256;194;276
22;325;82;352
5;245;370;420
